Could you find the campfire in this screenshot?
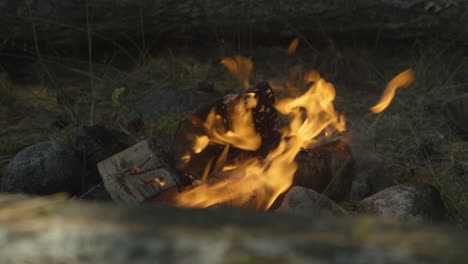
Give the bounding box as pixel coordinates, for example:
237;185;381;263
98;38;415;211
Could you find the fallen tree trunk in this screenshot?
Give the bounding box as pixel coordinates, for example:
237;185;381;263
1;0;466;48
0;194;467;264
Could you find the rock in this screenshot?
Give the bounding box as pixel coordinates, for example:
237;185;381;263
67;125;136;189
1;140;82;194
69;125;136;164
128;87;220;122
357;183;446;222
349;177;371;201
347;139;395;201
442;94;468;134
276;186;348;217
125;84;221;134
294;140;355;202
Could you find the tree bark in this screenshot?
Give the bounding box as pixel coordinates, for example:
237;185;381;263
0;0;466;48
0;193;467;264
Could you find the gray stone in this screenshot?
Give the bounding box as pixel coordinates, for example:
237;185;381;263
357;183;446;222
347;140;396;201
1;140;82;194
349;177;372;201
276;186;348;217
69;125;136;166
443;94;468;134
128;87;220;122
67;125;136;189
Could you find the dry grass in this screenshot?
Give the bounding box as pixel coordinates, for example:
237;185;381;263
0;37;467;227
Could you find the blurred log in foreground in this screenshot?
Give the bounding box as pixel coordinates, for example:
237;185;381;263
0;194;467;264
1;0;466;48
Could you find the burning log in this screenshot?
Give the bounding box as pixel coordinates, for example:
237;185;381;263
170;81;277;180
101;52;410;209
294;140;355;203
97;139;183;204
169;57;353;210
166;140;355;209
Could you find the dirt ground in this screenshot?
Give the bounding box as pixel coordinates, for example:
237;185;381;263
1;36;467;227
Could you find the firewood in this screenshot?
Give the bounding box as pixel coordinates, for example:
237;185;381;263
294;140;355;202
97;139;183;204
184;140;354;209
246;81;278;140
170;82;278;180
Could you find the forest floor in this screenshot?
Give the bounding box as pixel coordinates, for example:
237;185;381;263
1;36;467;227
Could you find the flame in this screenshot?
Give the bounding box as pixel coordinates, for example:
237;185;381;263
221;55;253;90
287;37;300;55
179;60;262;171
175;61;345;210
370;69;415;113
174;38;413;211
198;93;261;151
270;65;320;97
145;178;166;187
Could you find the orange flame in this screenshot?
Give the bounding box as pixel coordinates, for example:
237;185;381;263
198;93;261;151
221;56;253;90
174;47;414;210
287;37;300;55
370;69;415;113
175;64;345;210
145;178;166;187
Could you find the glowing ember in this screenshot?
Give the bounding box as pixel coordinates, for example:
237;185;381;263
145;178;166;187
174;39;415;210
122;166;141;175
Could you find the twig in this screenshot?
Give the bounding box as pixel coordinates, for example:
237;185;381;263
86;0;95;126
7;14;138;65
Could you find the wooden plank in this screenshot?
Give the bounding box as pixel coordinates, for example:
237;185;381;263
97;139;182;204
